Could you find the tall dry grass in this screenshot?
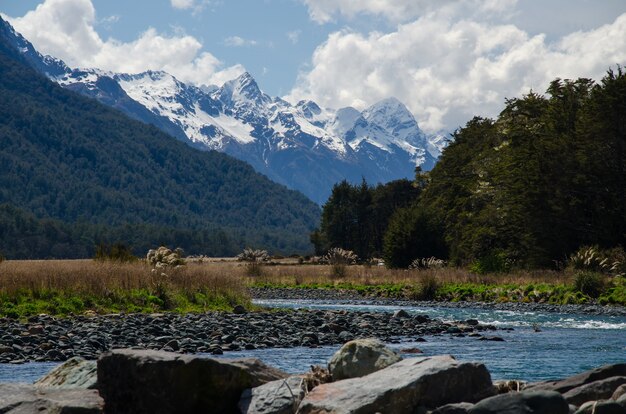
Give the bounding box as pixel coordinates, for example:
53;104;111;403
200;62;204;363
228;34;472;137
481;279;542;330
0;259;572;295
0;260;246;298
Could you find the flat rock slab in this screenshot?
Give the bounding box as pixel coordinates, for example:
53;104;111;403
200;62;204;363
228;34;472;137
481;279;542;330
563;376;626;406
35;357;97;389
468;390;569;414
97;349;288;414
524;364;626;394
298;355;494;414
0;383;103;413
239;375;307;414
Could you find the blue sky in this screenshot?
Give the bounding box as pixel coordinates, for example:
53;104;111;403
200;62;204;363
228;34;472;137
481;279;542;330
2;0;626;132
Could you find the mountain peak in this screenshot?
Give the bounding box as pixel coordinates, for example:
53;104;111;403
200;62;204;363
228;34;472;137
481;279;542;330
219;71;268;107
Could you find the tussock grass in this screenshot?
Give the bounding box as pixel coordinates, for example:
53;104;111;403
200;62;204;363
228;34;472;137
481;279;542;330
0;260;249;317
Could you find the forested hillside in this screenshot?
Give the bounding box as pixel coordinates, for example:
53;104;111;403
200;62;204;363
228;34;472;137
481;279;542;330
0;31;320;258
315;70;626;269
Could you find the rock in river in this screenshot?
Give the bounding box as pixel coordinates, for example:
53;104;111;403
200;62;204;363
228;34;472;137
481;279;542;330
298;355;494;414
97;349;287;414
328;338;402;380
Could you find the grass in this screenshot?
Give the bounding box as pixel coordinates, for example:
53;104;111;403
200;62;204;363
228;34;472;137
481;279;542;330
0;260;249;318
0;260;623;318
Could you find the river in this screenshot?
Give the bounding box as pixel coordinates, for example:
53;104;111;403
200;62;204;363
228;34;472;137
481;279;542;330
2;299;625;383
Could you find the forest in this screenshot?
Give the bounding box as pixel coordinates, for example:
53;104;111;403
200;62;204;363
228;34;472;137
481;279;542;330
313;69;626;270
0;32;320;258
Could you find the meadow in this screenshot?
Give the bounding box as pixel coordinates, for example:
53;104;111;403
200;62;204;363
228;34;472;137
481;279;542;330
0;258;624;318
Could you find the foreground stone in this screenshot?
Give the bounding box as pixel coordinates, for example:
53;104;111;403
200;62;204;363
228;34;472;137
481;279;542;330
298;355;494;414
328;338;402;380
239;376;307;414
97;349;287;414
562;376;626;406
468;390;569;414
35;357;98;389
524;363;626;394
0;383;103;413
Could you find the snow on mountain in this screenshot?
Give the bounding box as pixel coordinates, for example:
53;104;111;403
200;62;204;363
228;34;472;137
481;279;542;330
0;17;447;203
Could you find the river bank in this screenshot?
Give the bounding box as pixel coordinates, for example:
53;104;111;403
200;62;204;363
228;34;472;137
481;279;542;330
250;286;626;316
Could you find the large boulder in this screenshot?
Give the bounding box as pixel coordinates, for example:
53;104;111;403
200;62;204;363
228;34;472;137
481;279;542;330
0;383;103;413
238;376;307;414
35;357;98;389
328;338;402;380
524;364;626;394
574;398;626;414
562;376;626;406
468;390;569;414
97;349;287;414
298;355;494;414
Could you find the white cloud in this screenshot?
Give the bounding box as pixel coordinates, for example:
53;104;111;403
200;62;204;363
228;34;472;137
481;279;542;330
288;11;626;132
223;36;258;47
6;0;243;87
171;0;194;10
301;0;519;24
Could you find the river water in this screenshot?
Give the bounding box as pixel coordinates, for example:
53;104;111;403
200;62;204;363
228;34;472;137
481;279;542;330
2;299;625;384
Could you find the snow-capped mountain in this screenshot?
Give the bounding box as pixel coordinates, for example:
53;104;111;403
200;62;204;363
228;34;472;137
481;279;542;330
0;17;445;204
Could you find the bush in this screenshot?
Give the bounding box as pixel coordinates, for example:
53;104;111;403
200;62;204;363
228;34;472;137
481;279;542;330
324;248;358;265
418;273;440;300
573;272;606;298
409;257;446;270
569;246;623;275
94;243;136;262
469;251;512;274
237;248;269;263
146;246;185;268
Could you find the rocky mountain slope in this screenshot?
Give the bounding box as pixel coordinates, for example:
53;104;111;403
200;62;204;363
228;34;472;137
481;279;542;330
0;17;446;204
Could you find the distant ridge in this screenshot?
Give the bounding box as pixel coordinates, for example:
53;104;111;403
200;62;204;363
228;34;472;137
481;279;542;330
0;17;320;258
0;17;447;204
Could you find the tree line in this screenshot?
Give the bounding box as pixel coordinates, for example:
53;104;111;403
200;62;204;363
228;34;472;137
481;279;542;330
313;68;626;269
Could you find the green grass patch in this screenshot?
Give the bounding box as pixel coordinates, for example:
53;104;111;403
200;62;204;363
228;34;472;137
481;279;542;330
0;287;251;318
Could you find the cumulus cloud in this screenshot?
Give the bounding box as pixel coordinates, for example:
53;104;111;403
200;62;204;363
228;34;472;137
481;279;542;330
6;0;243;86
301;0;519;24
290;6;626;132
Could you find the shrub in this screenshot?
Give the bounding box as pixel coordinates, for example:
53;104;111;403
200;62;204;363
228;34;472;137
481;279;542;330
569;246;623;275
237;248;269;263
324;248;357;279
409;257;446;269
469;251;512;274
323;248;358;265
418;273;440;300
94;243;136;262
146;246;185;268
573;272;606;298
237;248;269;277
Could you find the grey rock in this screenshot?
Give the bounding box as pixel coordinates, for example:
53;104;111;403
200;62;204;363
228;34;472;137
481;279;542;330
574;399;626;414
612;384;626;400
469;390;569;414
328;338;402;380
35;357;97;389
0;383;103;413
393;309;410;318
299;355;494;414
562;376;626;406
233;305;247;314
525;364;626;394
238;376;306;414
97;349;287;414
431;402;475;413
